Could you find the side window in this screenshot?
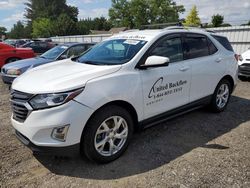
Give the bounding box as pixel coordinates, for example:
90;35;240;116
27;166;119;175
207;37;218;55
149;36;183;63
211;35;233;52
39;42;47;48
183;34;209;59
30;42;36;47
66;45;86;57
73;45;86;56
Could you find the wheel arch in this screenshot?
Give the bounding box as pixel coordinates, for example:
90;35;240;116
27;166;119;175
83;100;139;134
220;75;235;93
5;57;21;64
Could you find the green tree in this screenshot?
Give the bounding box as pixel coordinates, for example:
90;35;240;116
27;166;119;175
53;14;77;36
184;5;201;27
25;0;78;22
109;0;133;28
92;17;112;31
32;18;53;38
241;20;250;26
109;0;184;28
8;21;29;39
0;26;7;35
211;14;224;27
220;23;231;27
77;17;112;35
25;0;79;37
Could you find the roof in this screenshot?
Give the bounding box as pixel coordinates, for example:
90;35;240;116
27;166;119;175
110;29;162;41
58;42;96;47
109;27;217;42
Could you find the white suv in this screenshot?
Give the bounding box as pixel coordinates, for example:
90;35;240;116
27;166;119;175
10;28;238;163
238;48;250;79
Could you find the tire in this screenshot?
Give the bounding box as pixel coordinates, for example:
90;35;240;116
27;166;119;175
81;105;134;163
6;58;20;64
210;79;232;113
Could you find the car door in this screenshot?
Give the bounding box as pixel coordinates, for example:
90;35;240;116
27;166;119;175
139;34;191;119
183;33;226;102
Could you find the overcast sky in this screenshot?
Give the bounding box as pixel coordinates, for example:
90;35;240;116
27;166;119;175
0;0;249;31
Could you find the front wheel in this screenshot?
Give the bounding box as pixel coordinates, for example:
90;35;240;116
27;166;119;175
6;58;20;64
81;105;134;163
210;79;232;113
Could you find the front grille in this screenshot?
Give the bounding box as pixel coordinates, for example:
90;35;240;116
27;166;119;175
241;63;250;67
10;90;34;122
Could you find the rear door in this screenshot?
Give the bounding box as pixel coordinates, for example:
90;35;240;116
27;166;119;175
183;33;226;102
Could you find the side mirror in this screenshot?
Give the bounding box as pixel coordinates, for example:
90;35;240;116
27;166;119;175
140;55;170;69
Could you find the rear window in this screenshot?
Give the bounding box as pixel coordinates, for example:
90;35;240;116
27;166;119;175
212;35;233;52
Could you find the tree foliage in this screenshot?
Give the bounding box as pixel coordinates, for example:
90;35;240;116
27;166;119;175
32;18;53;38
109;0;185;28
211;14;224;27
25;0;79;37
184;5;201;27
0;26;7;35
24;0;78;22
8;21;30;39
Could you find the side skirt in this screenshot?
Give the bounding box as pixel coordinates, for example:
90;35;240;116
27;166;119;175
139;95;212;129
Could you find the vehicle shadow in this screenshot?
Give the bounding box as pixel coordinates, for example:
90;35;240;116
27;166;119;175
35;95;250;180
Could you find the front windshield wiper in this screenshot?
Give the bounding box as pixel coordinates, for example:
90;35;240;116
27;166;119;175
83;61;101;65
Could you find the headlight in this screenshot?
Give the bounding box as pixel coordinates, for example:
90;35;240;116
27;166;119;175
6;69;21;75
29;88;84;110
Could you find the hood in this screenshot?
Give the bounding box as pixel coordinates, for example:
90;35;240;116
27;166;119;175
3;57;53;71
239;50;250;65
242;50;250;59
12;59;121;94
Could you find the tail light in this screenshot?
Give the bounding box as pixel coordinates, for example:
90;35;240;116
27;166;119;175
234;54;243;61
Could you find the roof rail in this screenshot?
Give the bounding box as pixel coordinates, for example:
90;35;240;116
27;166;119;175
163;26;215;33
140;22;183;30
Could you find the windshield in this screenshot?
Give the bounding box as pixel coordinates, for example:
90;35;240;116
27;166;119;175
76;39;147;65
4;39;16;46
40;45;68;60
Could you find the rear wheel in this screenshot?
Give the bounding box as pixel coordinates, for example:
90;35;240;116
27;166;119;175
81;105;134;163
6;58;20;64
210;79;232;112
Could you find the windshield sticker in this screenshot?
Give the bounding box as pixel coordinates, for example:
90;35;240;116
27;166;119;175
147;77;187;106
115;35;146;40
61;46;68;49
124;39;140;45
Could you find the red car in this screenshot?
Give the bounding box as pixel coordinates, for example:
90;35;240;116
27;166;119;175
0;42;35;68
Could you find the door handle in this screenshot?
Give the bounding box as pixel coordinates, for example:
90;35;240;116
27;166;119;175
179;66;190;72
215;58;222;63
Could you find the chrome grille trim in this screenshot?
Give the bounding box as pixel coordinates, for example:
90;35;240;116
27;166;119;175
10;90;34;123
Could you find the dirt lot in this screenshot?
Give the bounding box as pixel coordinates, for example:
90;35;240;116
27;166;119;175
0;79;250;188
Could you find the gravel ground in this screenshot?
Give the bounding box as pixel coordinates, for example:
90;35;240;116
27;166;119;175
0;79;250;188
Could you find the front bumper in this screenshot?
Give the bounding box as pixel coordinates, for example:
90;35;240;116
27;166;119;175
15;130;80;156
238;64;250;77
1;73;17;84
11;100;94;151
